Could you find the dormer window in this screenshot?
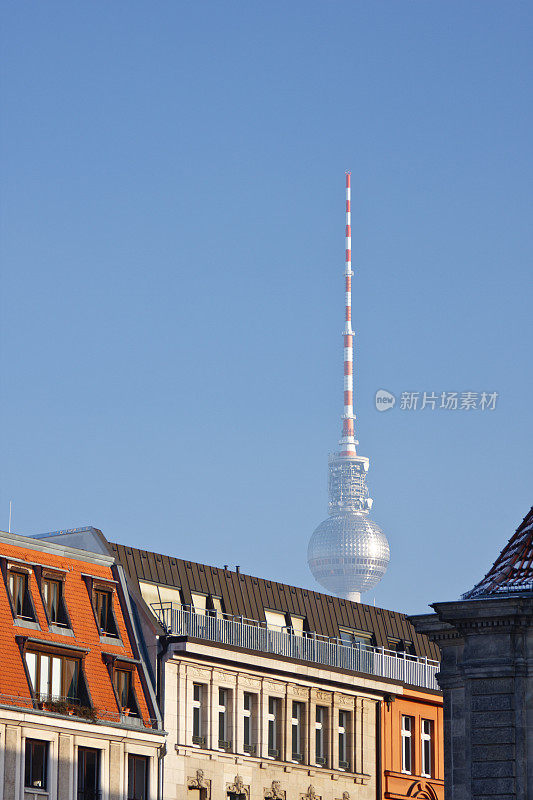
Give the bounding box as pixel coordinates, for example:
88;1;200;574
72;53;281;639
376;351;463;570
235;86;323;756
42;578;69;628
93;589;119;638
8;570;36;622
113;666;140;716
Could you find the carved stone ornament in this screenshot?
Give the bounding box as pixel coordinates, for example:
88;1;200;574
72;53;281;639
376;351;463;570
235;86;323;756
337;694;354;707
240;676;261;689
188;666;211;679
301;786;321;800
263;680;284;692
188;769;211;797
264;780;286;800
315;690;331;702
226;775;249;797
290;684;309;697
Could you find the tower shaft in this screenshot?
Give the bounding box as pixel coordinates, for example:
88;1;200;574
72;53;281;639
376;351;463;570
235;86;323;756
340;171;357;456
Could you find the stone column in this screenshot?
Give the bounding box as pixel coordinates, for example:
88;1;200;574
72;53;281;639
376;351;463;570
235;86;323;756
109;741;124;800
354;697;363;774
259;679;270;759
4;725;21;800
58;732;74;799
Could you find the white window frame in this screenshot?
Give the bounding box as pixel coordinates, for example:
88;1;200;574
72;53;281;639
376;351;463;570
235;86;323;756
315;706;327;765
192;683;205;745
267;697;281;758
291;701;304;762
191;592;207;616
421;718;432;778
218;688;231;750
401;715;413;774
338;710;349;769
243;692;255;752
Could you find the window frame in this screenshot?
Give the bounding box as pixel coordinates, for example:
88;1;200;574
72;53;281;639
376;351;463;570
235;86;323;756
77;746;101;799
421;718;433;778
41;575;71;629
243;691;256;754
113;664;141;717
128;753;149;800
401;715;414;774
92;586;120;638
315;705;327;766
218;687;232;751
192;682;206;746
338;709;349;770
25;738;49;790
291;701;304;762
267;697;282;759
25;649;81;702
8;569;37;622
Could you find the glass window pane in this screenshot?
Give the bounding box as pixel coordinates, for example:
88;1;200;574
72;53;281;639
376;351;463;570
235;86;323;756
40;655;50;698
25;652;37;689
51;657;61;699
64;659;78;700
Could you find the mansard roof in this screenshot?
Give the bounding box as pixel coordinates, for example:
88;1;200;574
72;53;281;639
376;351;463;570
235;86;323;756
463;506;533;599
0;530;160;728
109;540;440;661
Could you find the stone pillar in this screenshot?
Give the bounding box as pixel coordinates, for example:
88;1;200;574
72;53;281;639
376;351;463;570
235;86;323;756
109;741;124;800
58;732;74;799
260;679;269;759
4;725;21;799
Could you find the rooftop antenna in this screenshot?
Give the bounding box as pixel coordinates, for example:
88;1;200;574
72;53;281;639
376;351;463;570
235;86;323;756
8;501;12;534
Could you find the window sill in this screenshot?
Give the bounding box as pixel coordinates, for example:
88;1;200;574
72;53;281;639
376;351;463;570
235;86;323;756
14;619;41;631
99;634;123;646
49;624;74;637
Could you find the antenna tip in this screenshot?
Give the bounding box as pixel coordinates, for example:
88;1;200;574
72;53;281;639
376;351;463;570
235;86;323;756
345;170;351;175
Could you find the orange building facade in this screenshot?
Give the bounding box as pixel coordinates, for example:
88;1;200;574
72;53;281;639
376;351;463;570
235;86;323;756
381;687;444;800
0;529;164;800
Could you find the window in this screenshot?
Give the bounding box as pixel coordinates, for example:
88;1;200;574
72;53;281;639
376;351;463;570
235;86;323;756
338;710;349;769
401;716;413;774
78;747;100;800
421;719;433;778
25;650;80;701
192;683;205;746
291;701;304;762
315;706;327;765
8;571;35;620
25;739;48;790
243;692;256;754
138;581;183;612
339;628;373;648
268;697;282;758
208;595;224;617
264;610;286;631
114;668;140;716
191;593;207;615
218;688;231;751
128;754;148;800
289;615;305;636
93;589;118;637
42;578;69;627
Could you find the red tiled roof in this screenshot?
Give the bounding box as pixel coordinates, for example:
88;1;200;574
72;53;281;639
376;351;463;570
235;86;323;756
0;539;153;726
464;507;533;599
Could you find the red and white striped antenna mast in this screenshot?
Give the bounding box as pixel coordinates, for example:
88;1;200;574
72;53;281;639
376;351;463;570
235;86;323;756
339;170;358;457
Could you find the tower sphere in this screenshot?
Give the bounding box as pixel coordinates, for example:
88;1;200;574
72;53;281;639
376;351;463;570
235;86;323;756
308;512;390;601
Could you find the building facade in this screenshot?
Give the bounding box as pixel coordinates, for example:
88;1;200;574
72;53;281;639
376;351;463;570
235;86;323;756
412;506;533;800
0;530;164;800
111;539;444;800
34;527;445;800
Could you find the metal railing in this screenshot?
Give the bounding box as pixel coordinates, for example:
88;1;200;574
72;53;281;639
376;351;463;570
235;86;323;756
153;604;440;690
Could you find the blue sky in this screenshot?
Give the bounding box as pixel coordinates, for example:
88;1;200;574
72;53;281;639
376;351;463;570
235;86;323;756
1;1;531;614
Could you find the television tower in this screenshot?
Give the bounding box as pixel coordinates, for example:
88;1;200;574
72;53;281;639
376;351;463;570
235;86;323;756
307;172;390;602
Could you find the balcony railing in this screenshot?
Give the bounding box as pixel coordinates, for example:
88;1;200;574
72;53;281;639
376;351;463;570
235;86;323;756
152;604;440;690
